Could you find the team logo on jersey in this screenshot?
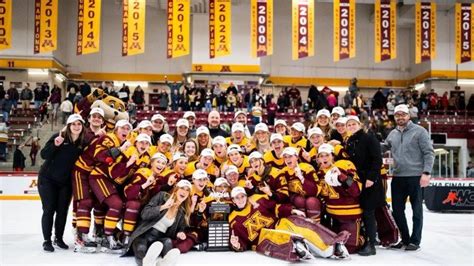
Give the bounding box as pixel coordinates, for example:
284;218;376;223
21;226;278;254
243;211;274;241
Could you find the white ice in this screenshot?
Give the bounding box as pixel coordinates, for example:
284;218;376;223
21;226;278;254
0;200;473;266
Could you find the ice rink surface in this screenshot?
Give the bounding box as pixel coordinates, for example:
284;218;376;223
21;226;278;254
0;200;473;266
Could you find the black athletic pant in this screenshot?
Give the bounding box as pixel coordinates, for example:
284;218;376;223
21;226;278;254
362;209;377;246
38;177;72;241
391;176;423;246
132;228;173;260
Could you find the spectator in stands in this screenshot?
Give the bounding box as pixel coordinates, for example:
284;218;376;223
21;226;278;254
0;85;5;99
441;92;449;111
372;88;386;110
226;91;237;112
41;83;50;103
13;145;26;171
7;84;19;110
395;91;406;105
244;88;254;113
169;89;179;111
467;162;474;177
183;111;196;138
348;78;358;99
266;97;278;126
132;86;145;109
234;111;254;138
427;89;438;110
307;85;319;110
287;85;301;111
467;94;474;111
327;92;337;110
277;91;287;112
204;87;214;112
343;90;352;108
251;102;263;125
188;90;197;111
0;94;12;123
66;87;76;103
20;83;33;111
352;93;364;113
26;136;41;166
359;108;369;127
119;84;130;104
226;82;238;96
33;84;42;109
419;92;428;111
60;99;73;125
158;89;169;111
387;99;395;121
127;99;137;119
207;110;229;138
0;121;7;161
39;101;49;125
408;102;419;123
448;94;458;111
50;85;62;124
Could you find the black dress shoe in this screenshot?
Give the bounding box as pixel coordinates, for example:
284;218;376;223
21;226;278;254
390;242;407;249
43;240;54;252
405;243;420;251
358;244;376;256
53;238;69;250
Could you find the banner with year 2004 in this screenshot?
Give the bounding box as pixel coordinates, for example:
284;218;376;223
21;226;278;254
292;0;314;60
34;0;58;54
122;0;146;56
456;3;474;64
0;0;12;51
209;0;231;58
415;2;436;64
167;0;190;58
77;0;101;55
374;0;396;62
251;0;273;58
333;0;355;61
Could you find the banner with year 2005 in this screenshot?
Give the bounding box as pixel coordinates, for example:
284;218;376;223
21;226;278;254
292;0;314;60
209;0;231;58
333;0;355;61
374;0;396;62
167;0;190;58
77;0;101;55
0;0;12;51
34;0;58;54
415;2;436;64
456;3;474;64
122;0;146;56
251;0;273;58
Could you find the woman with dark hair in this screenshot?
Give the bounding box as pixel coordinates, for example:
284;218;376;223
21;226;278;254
38;114;85;252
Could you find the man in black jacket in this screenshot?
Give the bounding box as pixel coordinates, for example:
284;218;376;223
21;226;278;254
207;110;229;138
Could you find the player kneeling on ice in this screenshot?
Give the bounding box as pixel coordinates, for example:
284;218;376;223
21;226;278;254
124;180;192;266
229;187;351;261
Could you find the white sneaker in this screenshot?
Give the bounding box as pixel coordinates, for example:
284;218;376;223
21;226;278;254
157;248;180;266
143;242;164;266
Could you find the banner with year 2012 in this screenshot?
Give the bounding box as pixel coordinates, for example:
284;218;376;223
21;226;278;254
333;0;355;61
0;0;12;51
77;0;101;55
122;0;146;56
292;0;314;60
250;0;273;58
209;0;231;58
415;2;436;64
167;0;190;58
456;3;473;64
374;0;396;62
34;0;58;54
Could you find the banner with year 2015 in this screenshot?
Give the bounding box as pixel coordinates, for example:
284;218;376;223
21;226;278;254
122;0;146;56
167;0;190;58
0;0;12;51
77;0;101;55
251;0;273;58
292;0;314;60
333;0;355;61
374;0;396;62
34;0;58;54
415;2;436;64
209;0;231;58
456;3;473;64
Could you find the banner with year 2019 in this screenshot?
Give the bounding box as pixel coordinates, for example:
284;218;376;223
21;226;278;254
456;3;473;64
333;0;355;61
209;0;231;58
0;0;12;51
122;0;146;56
292;0;314;60
251;0;273;58
77;0;101;55
34;0;58;54
374;0;396;62
415;2;436;64
167;0;190;58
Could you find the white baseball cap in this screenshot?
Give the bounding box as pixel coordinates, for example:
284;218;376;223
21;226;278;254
115;119;132;129
335;117;348;125
282;147;298;156
159;134;174;144
346;115;360;124
200;148;215;159
151;152;168;163
316;109;331;118
234;111;247;119
212;136;227;146
90;107;105;117
274;119;287;127
225;165;239;175
318;143;334;155
151;113;166;122
196;126;210;136
231;123;245;133
192;169;209;180
231;186;247;198
176;179;192;190
137;120;153;129
172;152;188;162
227;144;242;155
248;151;263;161
394;104;409;114
307;127;324;138
183;111;196;119
136;133;152;144
214;177;230;187
291;122;306;133
66;114;85;125
176;119;189;128
270;133;284;143
255;123;269;132
331;107;345;117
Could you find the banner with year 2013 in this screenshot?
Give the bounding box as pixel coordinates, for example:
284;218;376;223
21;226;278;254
250;0;273;58
292;0;314;60
456;3;473;64
415;2;436;64
34;0;58;54
333;0;355;61
77;0;101;55
374;0;396;62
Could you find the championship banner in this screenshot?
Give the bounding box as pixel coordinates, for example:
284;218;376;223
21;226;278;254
122;0;146;56
333;0;355;61
250;0;273;58
167;0;190;58
456;3;473;64
77;0;101;55
415;2;436;64
34;0;58;54
292;0;314;60
374;0;396;62
0;0;12;51
209;0;231;58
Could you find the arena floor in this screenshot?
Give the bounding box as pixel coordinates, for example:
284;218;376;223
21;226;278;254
0;200;472;266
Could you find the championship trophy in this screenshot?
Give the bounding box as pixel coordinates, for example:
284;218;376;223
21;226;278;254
207;191;231;251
